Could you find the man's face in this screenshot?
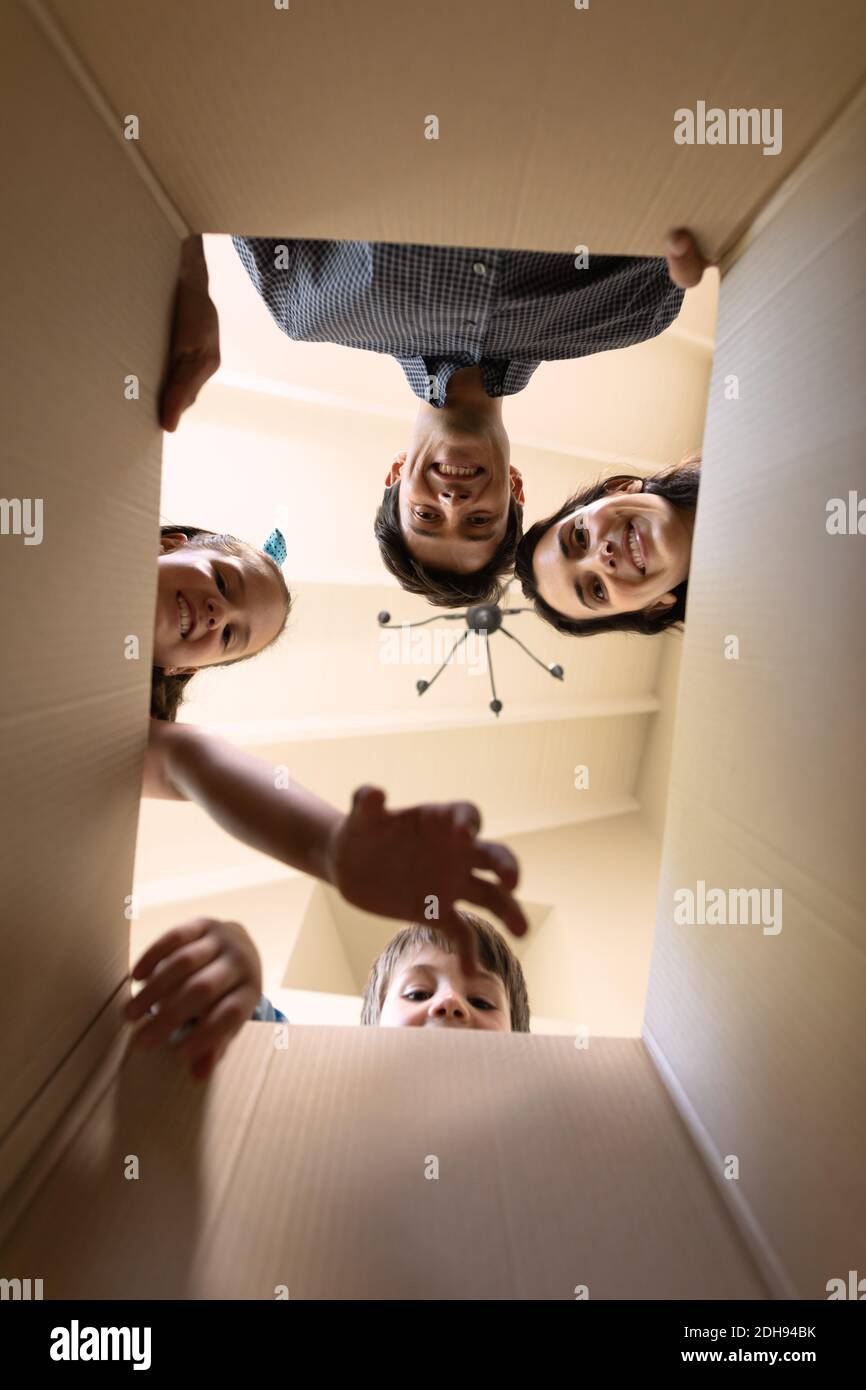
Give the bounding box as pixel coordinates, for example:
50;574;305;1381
378;946;511;1031
386;415;523;575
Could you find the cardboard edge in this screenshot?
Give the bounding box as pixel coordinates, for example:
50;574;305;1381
0;1020;281;1277
642;1026;795;1300
27;0;188;238
719;80;866;277
0;989;130;1247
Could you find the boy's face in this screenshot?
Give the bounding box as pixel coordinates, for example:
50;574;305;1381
378;946;511;1031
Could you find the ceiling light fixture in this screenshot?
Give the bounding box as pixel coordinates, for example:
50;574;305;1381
377;601;564;717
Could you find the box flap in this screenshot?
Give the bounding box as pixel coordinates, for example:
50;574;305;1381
40;0;866;258
0;1027;768;1298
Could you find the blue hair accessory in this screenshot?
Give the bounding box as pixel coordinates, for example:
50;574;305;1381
262;528;287;567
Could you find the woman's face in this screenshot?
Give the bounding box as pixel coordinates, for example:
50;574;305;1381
153;534;287;673
531;481;695;621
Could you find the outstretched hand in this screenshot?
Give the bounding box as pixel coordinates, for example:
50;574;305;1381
327;787;527;968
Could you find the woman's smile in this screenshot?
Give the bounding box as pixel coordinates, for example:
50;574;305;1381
177;592;195;638
625;520;646;574
533;488;694;621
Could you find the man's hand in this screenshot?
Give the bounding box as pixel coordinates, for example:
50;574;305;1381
664;228;711;289
125;918;263;1081
326;786;527;969
160;236;221;432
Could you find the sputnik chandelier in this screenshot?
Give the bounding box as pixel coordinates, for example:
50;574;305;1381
377;600;564;717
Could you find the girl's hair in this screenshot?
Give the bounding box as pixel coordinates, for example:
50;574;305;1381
514;456;702;638
360;911;531;1032
152;524;291;721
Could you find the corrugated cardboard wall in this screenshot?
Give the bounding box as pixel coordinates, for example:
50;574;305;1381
41;0;866;257
644;91;866;1299
0;1029;769;1299
0;3;178;1156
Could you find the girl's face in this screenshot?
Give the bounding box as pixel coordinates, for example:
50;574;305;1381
154;534;287;674
531;481;695;621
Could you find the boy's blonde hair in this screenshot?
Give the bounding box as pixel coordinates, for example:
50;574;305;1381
360;911;530;1032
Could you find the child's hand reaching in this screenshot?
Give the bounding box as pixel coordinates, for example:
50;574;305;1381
141;729;529;965
326;786;527;972
125;918;263;1081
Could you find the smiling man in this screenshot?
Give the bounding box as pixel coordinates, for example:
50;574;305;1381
380;359;525;600
161;232;708;607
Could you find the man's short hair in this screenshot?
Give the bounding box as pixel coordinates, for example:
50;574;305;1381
374;483;523;608
360;910;530;1031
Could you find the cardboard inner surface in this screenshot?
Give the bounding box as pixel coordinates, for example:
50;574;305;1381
644;89;866;1300
0;1029;769;1300
39;0;866;257
0;1;179;1152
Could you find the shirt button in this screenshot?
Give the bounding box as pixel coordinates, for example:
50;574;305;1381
472;262;487;276
464;319;477;328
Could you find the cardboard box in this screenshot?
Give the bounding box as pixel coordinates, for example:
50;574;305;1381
644;85;866;1300
1;0;863;1298
34;0;866;258
0;1030;768;1299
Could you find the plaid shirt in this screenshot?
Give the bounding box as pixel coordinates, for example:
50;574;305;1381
233;237;683;407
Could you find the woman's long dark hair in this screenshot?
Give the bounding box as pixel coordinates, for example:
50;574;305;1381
514;457;701;637
152;525;291;721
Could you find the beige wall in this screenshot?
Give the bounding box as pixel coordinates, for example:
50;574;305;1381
507;815;663;1036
